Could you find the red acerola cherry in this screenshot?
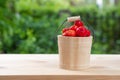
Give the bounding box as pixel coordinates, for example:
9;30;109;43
74;20;84;27
69;25;78;31
62;28;69;33
76;27;87;37
62;30;76;37
86;29;91;37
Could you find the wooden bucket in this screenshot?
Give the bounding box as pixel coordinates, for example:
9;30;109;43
58;35;92;70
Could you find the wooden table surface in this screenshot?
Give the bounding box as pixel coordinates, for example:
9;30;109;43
0;54;120;80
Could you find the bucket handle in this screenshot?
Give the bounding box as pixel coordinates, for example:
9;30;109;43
67;16;80;22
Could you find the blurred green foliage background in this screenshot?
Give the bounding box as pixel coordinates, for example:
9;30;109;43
0;0;120;54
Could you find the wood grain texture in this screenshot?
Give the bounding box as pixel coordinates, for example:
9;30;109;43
0;54;120;80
